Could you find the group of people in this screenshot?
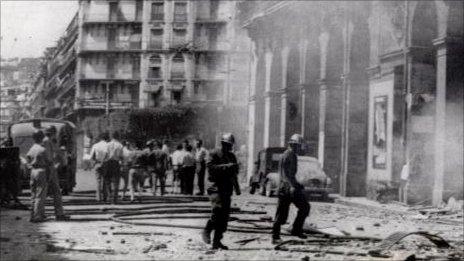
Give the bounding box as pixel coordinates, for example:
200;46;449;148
88;133;210;203
26;126;70;222
25;128;310;250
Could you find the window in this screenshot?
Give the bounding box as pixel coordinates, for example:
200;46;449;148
109;2;119;22
149;54;162;64
172;90;182;104
150;29;163;49
173;2;187;22
172;29;186;46
193;82;200;95
148;67;161;78
151;2;164;21
135;0;143;20
172;53;184;62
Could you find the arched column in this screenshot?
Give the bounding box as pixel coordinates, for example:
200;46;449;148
279;46;290;146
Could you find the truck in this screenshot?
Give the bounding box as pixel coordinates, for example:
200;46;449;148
8;118;77;194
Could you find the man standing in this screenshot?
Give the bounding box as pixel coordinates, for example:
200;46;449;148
90;132;109;202
272;134;310;244
182;145;196;195
170;144;184;194
152;141;169;196
195;139;208;195
120;141;133;200
106;131;124;204
43;126;69;221
26;130;49;222
202;133;241;250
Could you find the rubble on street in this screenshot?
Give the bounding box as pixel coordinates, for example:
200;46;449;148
1;177;462;260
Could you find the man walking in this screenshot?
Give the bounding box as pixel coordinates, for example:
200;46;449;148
272;134;310;244
195;139;207;195
43;126;69;220
152;141;169;196
202;133;241;250
106;131;124;204
90;132;109;202
26;130;49;222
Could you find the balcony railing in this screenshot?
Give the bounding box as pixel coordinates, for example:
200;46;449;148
80;70;141;80
83;14;142;23
171;39;187;49
151;13;164;21
78;98;136;110
148;41;163;50
81;41;142;51
173;14;188;23
171;71;185;79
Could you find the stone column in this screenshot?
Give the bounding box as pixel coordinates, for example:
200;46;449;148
280;46;290;146
299;40;308;137
246;41;259;182
263;50;274;147
318;32;330;167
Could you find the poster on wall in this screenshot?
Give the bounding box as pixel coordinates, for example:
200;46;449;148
373;95;388;169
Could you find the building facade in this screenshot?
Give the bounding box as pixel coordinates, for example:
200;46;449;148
0;57;41;138
239;1;463;205
30;0;250;166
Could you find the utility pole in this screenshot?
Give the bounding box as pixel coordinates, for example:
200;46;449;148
102;81;111;125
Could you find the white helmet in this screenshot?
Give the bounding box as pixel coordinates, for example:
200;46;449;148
289;134;303;144
221;133;235;145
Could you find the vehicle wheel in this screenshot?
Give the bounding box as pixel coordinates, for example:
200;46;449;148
265;181;273;197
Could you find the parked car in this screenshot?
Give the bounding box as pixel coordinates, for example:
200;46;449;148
265;155;332;200
249;147;286;195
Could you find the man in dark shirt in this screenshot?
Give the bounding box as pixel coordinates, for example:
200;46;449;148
202;133;241;250
272;134;310;244
152;140;169;196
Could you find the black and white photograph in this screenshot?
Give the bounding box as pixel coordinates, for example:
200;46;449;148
0;0;463;260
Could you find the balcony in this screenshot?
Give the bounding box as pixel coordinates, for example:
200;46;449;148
170;71;185;79
81;41;142;52
83;14;142;25
78;98;136;110
148;40;164;50
80;70;140;81
151;13;165;21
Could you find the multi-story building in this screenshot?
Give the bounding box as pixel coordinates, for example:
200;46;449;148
32;0;250;165
239;1;463;205
0;57;41;137
73;0;247;111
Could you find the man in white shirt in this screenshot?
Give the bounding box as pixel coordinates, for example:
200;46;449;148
106;131;124;204
195;139;208;195
399;162;409;204
90;132;109;202
170;144;184;194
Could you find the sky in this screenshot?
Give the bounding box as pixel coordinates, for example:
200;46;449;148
1;0;78;59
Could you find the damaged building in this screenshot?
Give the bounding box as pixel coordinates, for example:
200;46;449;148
239;1;463;205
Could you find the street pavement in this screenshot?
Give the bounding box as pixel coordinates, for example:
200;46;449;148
1;169;463;260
